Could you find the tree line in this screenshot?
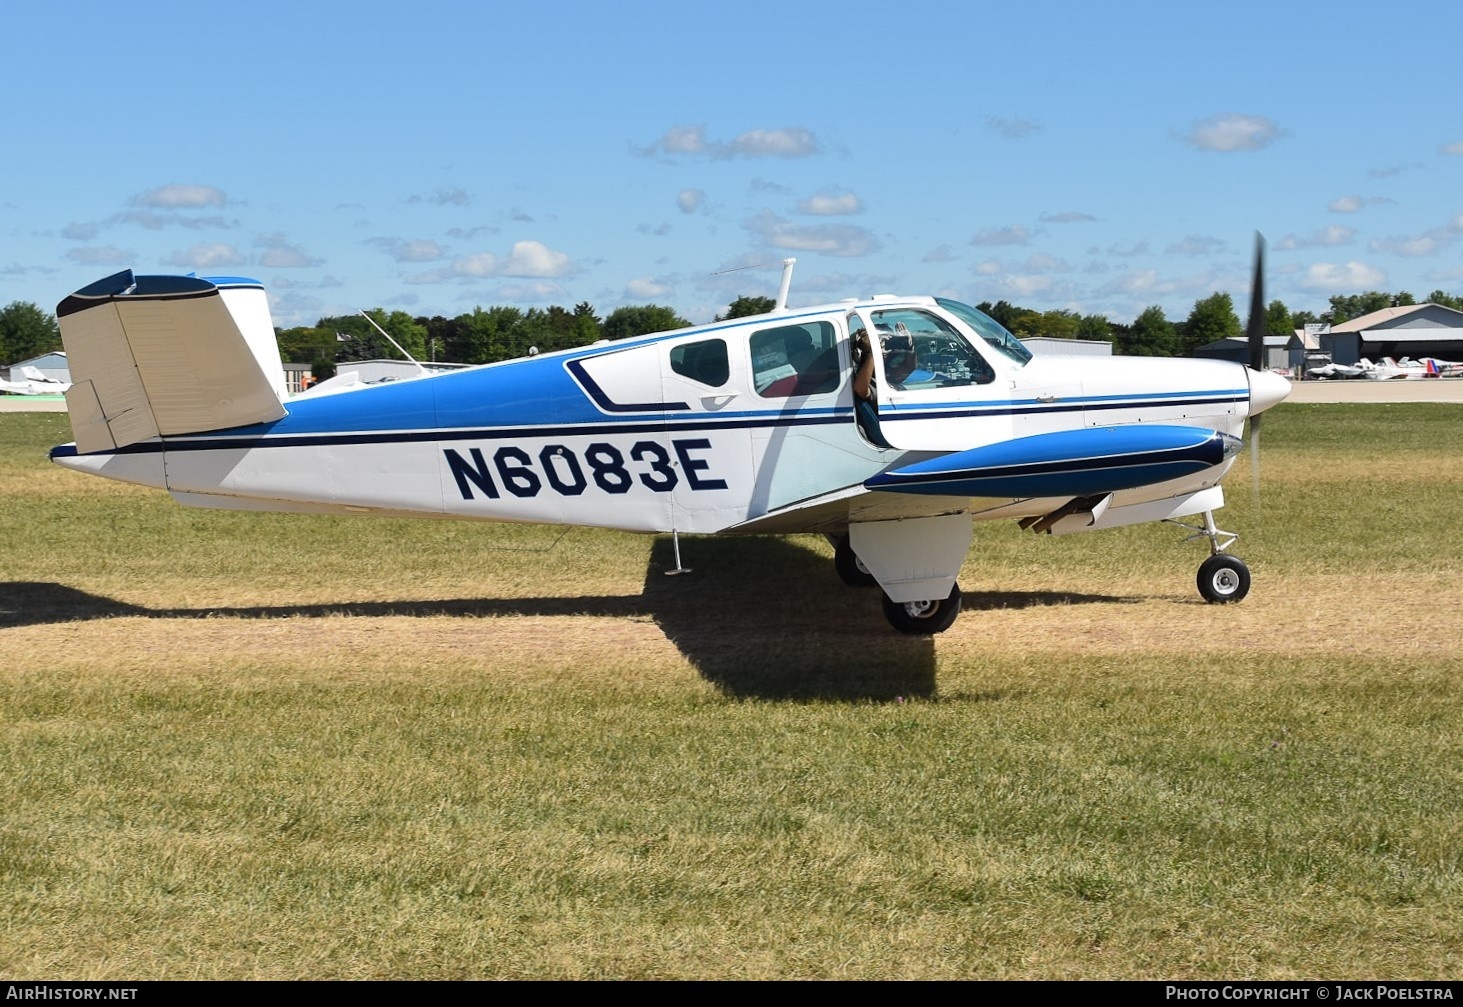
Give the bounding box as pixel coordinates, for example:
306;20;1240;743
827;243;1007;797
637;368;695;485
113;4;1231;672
5;288;1463;371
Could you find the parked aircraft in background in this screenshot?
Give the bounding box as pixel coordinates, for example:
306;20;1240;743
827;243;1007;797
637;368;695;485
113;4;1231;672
1306;361;1365;380
0;365;71;396
1418;356;1463;378
47;245;1289;635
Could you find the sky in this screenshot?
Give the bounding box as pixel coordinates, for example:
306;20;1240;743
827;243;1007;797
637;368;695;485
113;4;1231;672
5;0;1463;332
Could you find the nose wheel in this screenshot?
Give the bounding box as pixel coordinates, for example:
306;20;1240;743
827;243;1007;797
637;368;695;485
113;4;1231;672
1168;509;1252;605
1197;554;1250;603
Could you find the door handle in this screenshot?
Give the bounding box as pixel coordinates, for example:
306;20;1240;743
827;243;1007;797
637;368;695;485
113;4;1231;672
701;393;738;410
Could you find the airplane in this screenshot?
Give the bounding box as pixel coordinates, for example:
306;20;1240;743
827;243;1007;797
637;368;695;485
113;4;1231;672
46;244;1291;635
1420;356;1463;378
1306;360;1365;380
0;363;71;395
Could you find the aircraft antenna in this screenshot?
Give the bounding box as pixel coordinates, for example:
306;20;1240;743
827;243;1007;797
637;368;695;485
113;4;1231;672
358;310;429;375
775;257;796;310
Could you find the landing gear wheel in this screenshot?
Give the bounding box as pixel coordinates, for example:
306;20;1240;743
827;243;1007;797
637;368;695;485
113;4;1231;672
833;536;878;588
1197;555;1251;604
881;584;962;635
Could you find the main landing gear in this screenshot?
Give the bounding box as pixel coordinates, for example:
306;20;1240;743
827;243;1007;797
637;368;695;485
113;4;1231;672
1169;510;1251;604
830;534;962;635
882;584;963;635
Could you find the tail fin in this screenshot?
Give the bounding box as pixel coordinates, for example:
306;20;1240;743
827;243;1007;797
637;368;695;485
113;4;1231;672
55;270;289;453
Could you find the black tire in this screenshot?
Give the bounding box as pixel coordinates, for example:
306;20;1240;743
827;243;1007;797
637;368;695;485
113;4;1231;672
1197;554;1251;604
833;536;878;588
881;584;962;635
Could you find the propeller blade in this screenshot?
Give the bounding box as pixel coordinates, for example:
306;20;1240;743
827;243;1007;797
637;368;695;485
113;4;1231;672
1249;414;1262;513
1247;232;1266;372
1246;231;1267;513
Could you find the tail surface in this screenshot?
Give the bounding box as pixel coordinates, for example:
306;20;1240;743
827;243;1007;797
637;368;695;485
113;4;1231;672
55;270;289;453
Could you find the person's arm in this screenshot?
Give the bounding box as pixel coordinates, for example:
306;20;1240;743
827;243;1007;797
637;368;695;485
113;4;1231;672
852;336;874;400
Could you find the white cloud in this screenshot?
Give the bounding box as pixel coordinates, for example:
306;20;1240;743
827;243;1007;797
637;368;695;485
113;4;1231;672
922;244;957;263
131;184;228;209
1275;226;1356;250
408;187;471;207
1328;195;1393;213
255;234;320;268
1295;261;1387;293
627;277;671;298
984;115;1040;139
501;240;573;277
643;125;819;159
796;191;862;215
163;242;245;269
62;222;99;240
972;258;1002;276
743;210;878;257
451;240;574;279
1040;211;1096;223
1020;253;1071;273
1439;140;1463;155
1165;235;1224;257
1106;241;1150;258
368;237;446;262
1182;113;1282;152
724;127;819;158
677;189;705;214
970;225;1031;247
1367;230;1454;257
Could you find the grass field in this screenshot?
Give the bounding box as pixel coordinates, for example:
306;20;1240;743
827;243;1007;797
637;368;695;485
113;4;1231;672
2;406;1461;980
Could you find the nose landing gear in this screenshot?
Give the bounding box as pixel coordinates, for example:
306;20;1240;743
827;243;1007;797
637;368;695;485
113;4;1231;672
1169;510;1251;604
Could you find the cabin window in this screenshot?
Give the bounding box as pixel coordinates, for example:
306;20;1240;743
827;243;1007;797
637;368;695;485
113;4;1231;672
669;338;729;387
868;308;996;389
750;321;839;398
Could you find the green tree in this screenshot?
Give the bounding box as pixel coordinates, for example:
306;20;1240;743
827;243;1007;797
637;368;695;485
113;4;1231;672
276;324;336;365
976;300;1021;330
1426;290;1462;310
0;301;62;364
602;305;690;341
1182;292;1241;355
1325;292;1392;325
1264;299;1293;337
1118;305;1176;356
1076;314;1112;342
716;295;775;321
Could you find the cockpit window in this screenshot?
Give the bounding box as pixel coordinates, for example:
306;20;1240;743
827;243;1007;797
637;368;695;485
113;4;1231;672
935;297;1033;366
868;308;995;389
669;338;729;387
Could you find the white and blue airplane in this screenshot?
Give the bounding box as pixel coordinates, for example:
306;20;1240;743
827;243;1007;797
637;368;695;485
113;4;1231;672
48;249;1290;635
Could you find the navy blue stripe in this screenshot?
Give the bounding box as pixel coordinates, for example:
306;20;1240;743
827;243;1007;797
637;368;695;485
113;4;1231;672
872;443;1224;488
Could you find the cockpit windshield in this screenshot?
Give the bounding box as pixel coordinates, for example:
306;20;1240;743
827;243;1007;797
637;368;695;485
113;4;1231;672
935;297;1033;366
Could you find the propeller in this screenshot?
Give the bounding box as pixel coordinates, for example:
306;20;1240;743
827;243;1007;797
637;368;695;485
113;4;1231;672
1245;232;1267;511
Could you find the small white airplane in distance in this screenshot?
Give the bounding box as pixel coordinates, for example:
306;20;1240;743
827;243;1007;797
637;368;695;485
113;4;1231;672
48;240;1290;635
0;364;71;396
1307;360;1365;380
1420;356;1463;378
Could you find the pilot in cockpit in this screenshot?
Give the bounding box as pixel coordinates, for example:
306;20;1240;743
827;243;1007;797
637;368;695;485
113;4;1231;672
878;322;919;388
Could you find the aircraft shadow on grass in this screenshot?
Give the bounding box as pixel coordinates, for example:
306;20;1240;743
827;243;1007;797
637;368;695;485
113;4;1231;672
0;536;1123;701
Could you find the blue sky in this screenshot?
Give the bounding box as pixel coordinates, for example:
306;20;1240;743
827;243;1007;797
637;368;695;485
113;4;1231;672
5;0;1462;331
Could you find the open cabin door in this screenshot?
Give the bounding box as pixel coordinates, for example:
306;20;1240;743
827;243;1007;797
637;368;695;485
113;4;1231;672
851;305;1013;452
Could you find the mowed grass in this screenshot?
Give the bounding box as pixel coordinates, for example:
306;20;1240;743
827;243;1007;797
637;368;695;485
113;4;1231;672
1;406;1461;980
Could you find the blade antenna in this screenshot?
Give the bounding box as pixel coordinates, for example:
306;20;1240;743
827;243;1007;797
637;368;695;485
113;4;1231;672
1245;232;1267;512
